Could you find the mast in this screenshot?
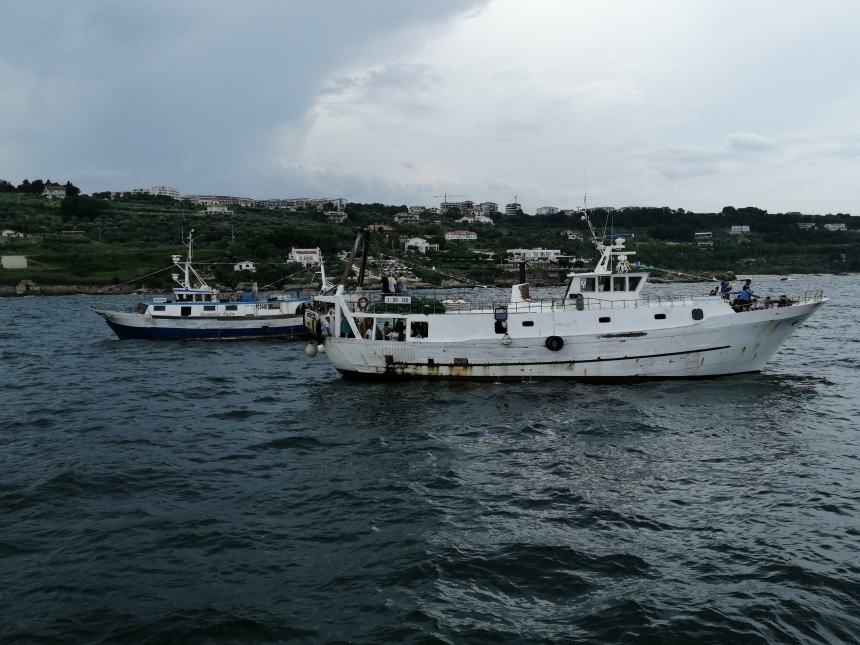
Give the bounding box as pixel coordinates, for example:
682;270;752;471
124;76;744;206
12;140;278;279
339;228;369;289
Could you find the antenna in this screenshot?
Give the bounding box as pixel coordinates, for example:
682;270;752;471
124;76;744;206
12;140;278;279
583;166;588;213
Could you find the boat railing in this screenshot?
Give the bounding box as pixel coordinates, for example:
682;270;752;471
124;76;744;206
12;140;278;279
335;287;825;316
339;289;705;315
93;288;314;312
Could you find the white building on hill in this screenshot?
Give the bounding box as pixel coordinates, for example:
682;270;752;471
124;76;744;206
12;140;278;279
202;204;232;215
394;212;421;224
325;211;347;223
133;185;180;200
445;229;477;241
505;202;522;216
289;247;322;266
42;184;66;200
402;237;439;253
507;248;561;262
457;215;494;226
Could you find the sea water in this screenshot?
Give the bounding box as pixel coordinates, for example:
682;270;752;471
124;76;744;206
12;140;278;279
1;274;858;642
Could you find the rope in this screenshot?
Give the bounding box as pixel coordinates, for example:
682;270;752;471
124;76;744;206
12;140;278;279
102;265;176;290
370;245;490;288
647;266;722;282
258;266;316;290
88;264;176;308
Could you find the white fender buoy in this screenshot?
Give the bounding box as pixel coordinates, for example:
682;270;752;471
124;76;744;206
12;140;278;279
304;343;318;358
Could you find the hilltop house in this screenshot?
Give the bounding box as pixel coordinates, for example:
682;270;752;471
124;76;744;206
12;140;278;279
507;248;562;262
288;247;322;267
729;225;751;235
457;215;494;226
402;237;439;254
233;261;256;272
2;229;25;238
694;231;713;248
394;212;421;224
42;184;66;200
444;229;477;241
202;204;232;215
824;223;847;231
325;211;347;223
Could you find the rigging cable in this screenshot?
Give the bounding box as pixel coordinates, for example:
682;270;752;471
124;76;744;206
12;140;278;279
369;244;490;288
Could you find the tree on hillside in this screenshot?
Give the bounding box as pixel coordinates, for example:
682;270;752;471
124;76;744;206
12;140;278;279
0;179;16;192
65;181;81;197
29;179;45;195
60;195;106;220
721;206;737;216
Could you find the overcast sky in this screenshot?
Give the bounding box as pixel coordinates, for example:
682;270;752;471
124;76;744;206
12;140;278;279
2;0;858;213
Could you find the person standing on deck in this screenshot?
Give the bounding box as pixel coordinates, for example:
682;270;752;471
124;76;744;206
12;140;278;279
396;275;408;294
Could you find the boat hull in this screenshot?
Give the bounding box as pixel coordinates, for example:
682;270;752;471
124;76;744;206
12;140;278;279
97;310;308;341
319;301;823;380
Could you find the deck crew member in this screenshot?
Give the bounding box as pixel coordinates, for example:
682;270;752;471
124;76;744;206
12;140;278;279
396;275;409;294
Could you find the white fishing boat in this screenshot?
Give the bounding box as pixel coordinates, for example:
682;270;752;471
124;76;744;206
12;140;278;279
94;232;316;340
302;221;826;380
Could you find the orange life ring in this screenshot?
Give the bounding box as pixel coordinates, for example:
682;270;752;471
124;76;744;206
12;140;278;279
356;296;369;311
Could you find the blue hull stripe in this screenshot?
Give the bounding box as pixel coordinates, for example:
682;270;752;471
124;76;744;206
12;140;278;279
106;321;309;340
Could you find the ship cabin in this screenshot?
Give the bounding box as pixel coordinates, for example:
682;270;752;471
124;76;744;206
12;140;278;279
562;236;648;304
563;271;648;303
172;288;219;303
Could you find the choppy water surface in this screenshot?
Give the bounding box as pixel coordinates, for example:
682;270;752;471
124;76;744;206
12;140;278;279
1;275;859;643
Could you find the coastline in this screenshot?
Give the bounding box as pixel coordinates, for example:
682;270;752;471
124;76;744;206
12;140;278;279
2;272;850;297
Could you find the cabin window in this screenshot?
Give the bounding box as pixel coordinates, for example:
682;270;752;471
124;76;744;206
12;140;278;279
226;305;237;311
181;306;191;317
599;316;611;323
654;313;667;320
268;303;281;310
194;294;202;302
411;321;429;338
522;320;534;327
599;276;611;292
692;308;704;321
582;277;596;292
153;305;165;312
613;277;626;291
204;305;216;311
628;276;642;290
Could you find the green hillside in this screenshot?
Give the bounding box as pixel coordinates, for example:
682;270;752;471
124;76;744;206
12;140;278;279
0;189;857;289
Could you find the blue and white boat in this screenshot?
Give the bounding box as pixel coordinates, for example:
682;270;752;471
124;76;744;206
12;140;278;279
95;233;315;340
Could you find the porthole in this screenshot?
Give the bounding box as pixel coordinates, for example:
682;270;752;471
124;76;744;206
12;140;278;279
599;316;611;323
522;321;534;327
654;313;666;320
692;308;704;321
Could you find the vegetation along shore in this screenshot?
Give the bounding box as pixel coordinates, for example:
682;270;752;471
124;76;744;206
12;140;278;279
0;181;856;296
